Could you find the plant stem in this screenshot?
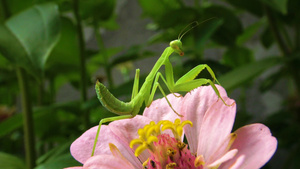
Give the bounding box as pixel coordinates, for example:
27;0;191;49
2;1;36;168
265;6;300;94
16;67;36;169
49;76;55;103
93;20;114;88
295;23;300;50
37;80;45;105
265;6;291;55
1;0;10;19
73;0;89;129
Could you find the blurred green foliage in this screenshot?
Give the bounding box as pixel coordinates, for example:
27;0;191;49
0;0;299;168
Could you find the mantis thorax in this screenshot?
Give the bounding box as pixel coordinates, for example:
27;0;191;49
170;40;184;56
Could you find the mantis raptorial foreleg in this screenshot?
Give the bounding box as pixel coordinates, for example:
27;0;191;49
164;61;230;105
175;64;219;86
131;69;140;99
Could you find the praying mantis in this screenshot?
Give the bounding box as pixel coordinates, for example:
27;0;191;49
91;21;229;156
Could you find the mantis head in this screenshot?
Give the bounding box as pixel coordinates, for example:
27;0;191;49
170;40;184;56
169;19;214;57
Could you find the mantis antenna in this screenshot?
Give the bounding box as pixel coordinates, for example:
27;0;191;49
178;17;217;40
178;21;199;40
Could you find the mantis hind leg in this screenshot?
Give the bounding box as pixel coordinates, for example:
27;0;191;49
91;114;134;156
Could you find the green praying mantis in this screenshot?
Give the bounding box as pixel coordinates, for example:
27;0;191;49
91;21;229;156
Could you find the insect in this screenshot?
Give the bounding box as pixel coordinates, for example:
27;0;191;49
91;20;229;156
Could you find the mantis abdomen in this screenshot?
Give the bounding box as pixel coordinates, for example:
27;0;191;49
95;81;134;115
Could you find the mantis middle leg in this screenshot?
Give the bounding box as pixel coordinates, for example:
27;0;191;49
145;72;183;117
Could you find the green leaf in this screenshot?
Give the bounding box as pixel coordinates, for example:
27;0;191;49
260;25;274;48
225;0;264;16
259;69;285;92
0;3;60;79
155;7;199;29
98;14;119;30
87;47;123;75
203;5;243;46
138;0;181;22
195;18;224;52
0;152;26;169
46;17;79;75
35;153;80;169
236;18;266;45
287;0;300;22
3;0;36;16
80;0;116;22
111;45;147;66
0;101;80;137
261;0;288;14
219;57;281;91
0;113;23;137
36;141;73;165
222;46;254;68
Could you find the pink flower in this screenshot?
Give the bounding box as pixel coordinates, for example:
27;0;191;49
66;85;277;169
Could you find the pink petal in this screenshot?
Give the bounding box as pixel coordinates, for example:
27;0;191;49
227;155;245;169
143;93;183;123
70;125;141;168
196;97;236;162
209;133;237;162
220;123;277;169
182;85;229;153
109;115;152;162
109;116;151;145
70;125;107;163
207;149;238;168
64;167;84;169
83;155;135;169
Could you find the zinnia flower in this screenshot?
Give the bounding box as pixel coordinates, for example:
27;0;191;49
66;85;277;169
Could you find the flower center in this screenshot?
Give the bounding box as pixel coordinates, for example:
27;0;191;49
147;133;200;169
130;119;201;169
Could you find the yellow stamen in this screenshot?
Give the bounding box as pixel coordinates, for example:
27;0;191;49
166;162;177;169
167;148;177;157
194;155;205;167
177;141;186;150
134;143;149;157
129;119;193;157
227;133;237;150
161;119;193;140
109;143;133;166
142;158;149;168
129;139;143;148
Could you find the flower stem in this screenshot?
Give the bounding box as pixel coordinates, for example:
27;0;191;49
73;0;90;129
16;67;36;169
